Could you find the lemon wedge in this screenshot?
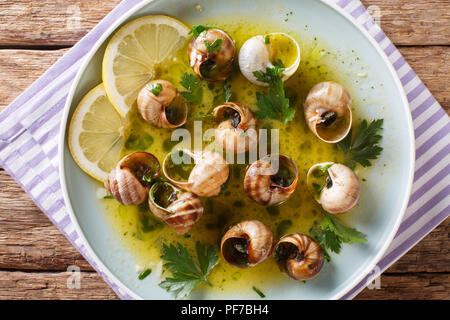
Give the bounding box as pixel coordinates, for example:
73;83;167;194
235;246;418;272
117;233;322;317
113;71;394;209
102;15;190;116
68;83;125;182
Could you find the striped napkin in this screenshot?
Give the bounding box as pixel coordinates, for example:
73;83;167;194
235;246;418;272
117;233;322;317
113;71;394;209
0;0;448;300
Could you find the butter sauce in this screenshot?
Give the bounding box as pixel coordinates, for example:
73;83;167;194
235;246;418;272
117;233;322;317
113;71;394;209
100;17;367;295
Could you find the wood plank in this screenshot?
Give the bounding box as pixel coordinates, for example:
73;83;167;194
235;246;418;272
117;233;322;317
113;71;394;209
1;167;449;273
356;273;450;300
0;0;448;46
0;169;92;271
0;0;121;47
0;271;118;300
0;47;448;113
0;49;67;112
0;270;447;300
360;0;450;45
398;46;449;112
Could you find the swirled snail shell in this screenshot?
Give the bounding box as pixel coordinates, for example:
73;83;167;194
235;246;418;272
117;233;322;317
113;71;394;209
304;81;352;143
188;28;235;81
148;181;203;235
221;220;274;268
105;152;160;206
163;149;229;198
244;155;299;206
213;102;258;154
306;162;360;214
274;233;325;281
137;80;188;128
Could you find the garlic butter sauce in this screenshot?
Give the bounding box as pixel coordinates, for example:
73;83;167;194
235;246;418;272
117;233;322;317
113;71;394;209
100;17;367;295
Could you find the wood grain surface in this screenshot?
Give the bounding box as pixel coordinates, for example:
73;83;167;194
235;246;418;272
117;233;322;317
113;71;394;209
0;0;448;300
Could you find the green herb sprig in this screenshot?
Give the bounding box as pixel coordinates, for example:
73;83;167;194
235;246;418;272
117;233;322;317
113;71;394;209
310;214;367;262
159;241;219;299
189;25;214;38
146;82;163;96
138;269;152;280
253;61;295;124
252;286;266;298
337;119;384;169
180;73;203;103
204;38;223;53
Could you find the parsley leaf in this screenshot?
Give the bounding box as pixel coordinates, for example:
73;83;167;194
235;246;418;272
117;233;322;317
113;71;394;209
159;242;219;299
180;73;203;103
252;60;285;86
337;119;384;169
204;38;223;53
138;269;152;280
252;286;266;298
146;82;162;96
189;25;214;38
253;62;295;124
310;214;367;261
214;83;232;105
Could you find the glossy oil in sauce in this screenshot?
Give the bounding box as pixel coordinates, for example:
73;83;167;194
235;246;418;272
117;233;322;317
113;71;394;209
100;18;361;296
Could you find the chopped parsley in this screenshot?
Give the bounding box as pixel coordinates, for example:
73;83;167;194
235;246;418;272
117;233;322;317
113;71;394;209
180;73;203;103
189;25;214;38
103;195;114;199
138;269;152;280
253;61;295;124
337;119;384;169
252;286;266;298
146;82;163;96
159;241;219;299
310;214;367;262
204;38;223;53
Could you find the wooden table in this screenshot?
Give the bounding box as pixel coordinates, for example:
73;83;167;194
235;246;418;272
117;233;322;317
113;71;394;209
0;0;448;300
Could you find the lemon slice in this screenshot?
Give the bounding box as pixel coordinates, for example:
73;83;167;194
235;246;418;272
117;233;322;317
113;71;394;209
103;15;190;116
68;83;125;182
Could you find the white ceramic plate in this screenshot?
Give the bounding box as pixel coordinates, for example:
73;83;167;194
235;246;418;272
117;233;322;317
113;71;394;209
59;0;414;299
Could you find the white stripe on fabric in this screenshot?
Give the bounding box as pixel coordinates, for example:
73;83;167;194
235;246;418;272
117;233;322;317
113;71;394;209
415;137;449;169
64;222;76;235
33;109;64;142
404;177;449;217
415;117;448;150
345;0;361;13
412;154;450;193
387;197;449;255
410;89;433;112
378;37;391;51
387;50;401;64
52;207;67;223
403;77;422;95
21;82;74;129
413;101;441;129
396;63;412;79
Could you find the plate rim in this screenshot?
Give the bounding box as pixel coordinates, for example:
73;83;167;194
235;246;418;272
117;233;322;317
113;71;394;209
58;0;415;300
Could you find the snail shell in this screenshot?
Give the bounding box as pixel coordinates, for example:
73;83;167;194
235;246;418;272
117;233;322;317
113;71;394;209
213;102;258;154
148;181;203;235
221;220;274;268
274;233;324;281
163;149;229;197
244;155;299;206
307;162;360;214
188;28;235;81
239;33;300;86
105;152;160;206
304;81;352;143
137;80;188;128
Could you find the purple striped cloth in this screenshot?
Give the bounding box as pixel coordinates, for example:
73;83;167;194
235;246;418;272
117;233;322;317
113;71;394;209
0;0;448;300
